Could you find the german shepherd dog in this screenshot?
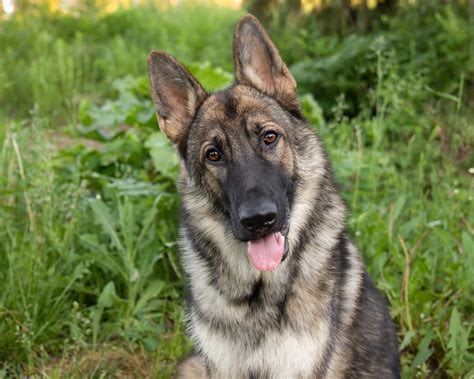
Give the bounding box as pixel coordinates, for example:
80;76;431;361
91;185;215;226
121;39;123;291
148;14;400;379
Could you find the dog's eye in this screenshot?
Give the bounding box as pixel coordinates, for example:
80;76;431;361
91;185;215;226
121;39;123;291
263;131;278;145
206;148;222;162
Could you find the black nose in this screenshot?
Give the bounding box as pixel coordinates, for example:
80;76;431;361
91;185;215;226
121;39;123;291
239;203;277;232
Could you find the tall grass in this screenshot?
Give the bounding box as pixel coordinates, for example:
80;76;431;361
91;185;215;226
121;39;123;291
0;4;241;122
0;117;185;376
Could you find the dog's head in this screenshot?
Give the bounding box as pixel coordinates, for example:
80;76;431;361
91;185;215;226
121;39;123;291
148;15;305;271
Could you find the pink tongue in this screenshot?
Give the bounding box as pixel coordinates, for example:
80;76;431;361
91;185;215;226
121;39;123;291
247;232;285;271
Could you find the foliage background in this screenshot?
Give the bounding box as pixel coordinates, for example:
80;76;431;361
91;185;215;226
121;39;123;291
0;0;473;377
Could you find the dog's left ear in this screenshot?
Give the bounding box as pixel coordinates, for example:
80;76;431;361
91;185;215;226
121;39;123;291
233;14;298;112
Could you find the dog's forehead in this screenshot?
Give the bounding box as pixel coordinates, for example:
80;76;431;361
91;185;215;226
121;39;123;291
198;85;274;127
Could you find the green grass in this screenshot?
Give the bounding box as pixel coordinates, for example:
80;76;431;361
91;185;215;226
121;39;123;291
0;4;240;123
0;3;473;378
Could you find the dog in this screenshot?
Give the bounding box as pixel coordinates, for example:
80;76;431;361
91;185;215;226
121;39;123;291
148;14;400;379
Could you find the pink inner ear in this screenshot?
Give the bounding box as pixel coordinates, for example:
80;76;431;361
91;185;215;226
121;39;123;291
248;48;276;94
251;31;275;86
148;51;207;145
155;80;195;145
239;23;277;94
235;18;296;111
163;82;190;122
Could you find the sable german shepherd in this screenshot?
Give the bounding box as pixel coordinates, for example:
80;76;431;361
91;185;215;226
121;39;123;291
148;14;400;379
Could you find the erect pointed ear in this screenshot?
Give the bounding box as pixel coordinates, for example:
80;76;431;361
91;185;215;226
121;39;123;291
148;51;207;148
233;14;298;112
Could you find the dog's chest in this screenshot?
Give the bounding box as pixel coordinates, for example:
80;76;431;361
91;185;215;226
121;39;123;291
191;309;330;378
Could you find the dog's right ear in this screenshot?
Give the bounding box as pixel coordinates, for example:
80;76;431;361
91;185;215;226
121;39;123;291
148;51;207;148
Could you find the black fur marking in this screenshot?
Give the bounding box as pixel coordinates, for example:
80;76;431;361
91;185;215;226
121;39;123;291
230;277;264;306
292;164;337;256
313;230;351;378
249;278;264;304
223;153;292;243
216;90;238;119
292;188;333;258
191;297;269;350
345;273;401;378
185;286;194;311
275;281;291;325
337;232;351;277
287;107;304;121
248;370;269;379
181;212;223;288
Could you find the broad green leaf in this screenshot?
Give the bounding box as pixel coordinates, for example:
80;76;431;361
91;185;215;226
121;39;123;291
410;331;434;370
300;93;325;129
462;232;474;273
393;195;406;223
399;330;416;351
134;280;166;314
79;233;101;250
145;132;179;178
187;61;232;91
97;281;117;309
89;199;125;252
447;307;470;370
143;336;159;352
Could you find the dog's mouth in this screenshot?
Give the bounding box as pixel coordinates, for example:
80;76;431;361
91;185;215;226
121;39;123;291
247;215;290;272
